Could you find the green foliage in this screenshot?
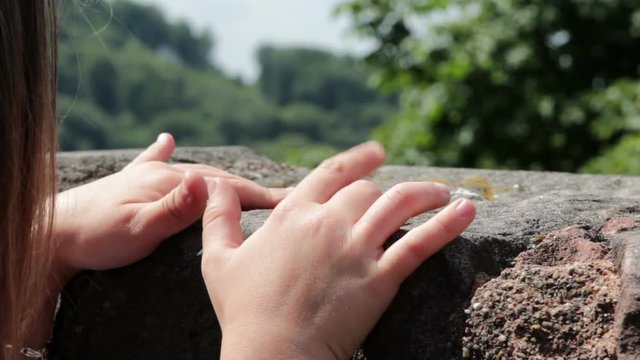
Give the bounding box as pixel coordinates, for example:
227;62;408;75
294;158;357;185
57;0;396;167
340;0;640;172
582;133;640;174
255;134;339;168
57;96;111;151
581;80;640;174
58;31;275;148
257;46;385;108
257;46;397;148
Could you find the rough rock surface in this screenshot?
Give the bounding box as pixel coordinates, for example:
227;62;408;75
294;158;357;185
462;226;619;359
52;147;640;360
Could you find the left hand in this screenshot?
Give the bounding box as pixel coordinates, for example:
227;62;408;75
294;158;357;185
53;133;288;280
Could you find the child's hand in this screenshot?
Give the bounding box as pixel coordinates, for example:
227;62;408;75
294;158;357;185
53;133;288;281
201;142;476;359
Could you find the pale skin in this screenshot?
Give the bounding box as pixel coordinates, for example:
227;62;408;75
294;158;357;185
201;141;476;359
53;133;288;276
31;133;288;348
34;136;476;359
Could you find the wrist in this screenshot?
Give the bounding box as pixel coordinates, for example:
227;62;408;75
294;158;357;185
52;191;81;282
220;322;341;360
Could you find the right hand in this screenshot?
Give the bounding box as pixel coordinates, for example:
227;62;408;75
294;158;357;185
200;142;476;359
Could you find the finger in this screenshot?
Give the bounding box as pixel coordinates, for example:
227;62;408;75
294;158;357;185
287;141;385;204
155;163;229;180
173;164;290;209
134;171;208;246
377;199;475;283
127;133;176;168
172;163;229;177
227;179;291;210
202;179;244;251
353;182;451;248
326;180;383;224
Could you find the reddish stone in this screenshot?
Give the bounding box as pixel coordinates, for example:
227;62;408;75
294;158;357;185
602;217;639;236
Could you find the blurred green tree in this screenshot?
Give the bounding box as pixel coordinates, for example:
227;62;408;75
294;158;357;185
56;0;399;167
109;0;171;49
257;45;398;148
57;0;277;150
339;0;640;173
257;46;385;109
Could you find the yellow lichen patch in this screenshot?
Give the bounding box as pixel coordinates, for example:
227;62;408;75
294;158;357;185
460;176;496;201
424;176;497;201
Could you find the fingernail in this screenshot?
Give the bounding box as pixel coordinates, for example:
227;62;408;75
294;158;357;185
354;140;382;152
434;183;451;201
456;199;475;219
366;140;384;152
157;133;170;144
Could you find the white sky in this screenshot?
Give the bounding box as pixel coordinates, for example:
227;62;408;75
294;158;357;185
133;0;369;81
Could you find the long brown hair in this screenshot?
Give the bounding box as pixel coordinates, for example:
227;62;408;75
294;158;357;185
0;0;58;356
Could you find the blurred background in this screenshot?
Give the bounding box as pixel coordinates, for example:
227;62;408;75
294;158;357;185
57;0;640;174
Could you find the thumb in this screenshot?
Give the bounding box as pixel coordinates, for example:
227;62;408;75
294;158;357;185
136;171;208;244
127;133;176;168
202;179;244;253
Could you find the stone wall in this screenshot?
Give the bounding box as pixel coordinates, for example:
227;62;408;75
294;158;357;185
52;147;640;359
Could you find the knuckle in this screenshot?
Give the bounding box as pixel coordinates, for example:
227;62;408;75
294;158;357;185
270;201;295;221
318;157;346;175
355;179;382;197
386;184;413;205
297;206;336;235
430;215;456;239
403;238;427;265
139;161;161;170
163;191;187;223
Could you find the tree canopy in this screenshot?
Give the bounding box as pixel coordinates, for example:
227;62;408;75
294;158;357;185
57;0;640;174
56;0;397;166
339;0;640;173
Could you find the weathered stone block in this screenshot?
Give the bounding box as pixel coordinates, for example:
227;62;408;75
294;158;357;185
52;147;640;359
